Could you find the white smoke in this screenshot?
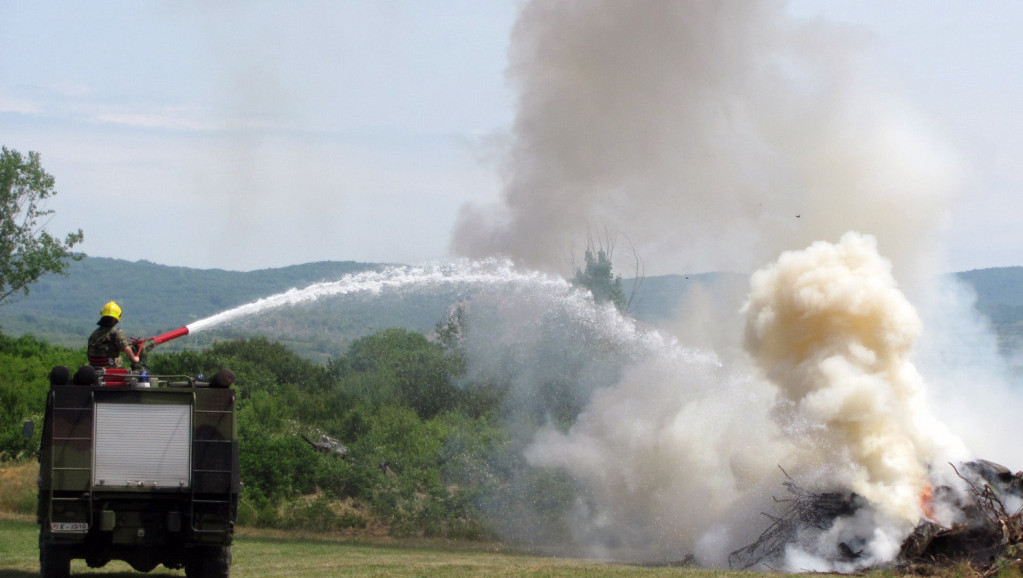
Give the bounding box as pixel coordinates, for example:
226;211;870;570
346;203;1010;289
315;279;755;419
444;0;1020;569
451;0;959;280
444;2;985;565
744;232;967;523
742;232;969;566
469;233;971;569
177;244;1019;570
454;274;791;564
915;276;1023;469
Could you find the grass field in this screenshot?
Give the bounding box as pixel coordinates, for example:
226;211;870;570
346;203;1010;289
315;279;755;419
2;513;789;578
5;512;1014;577
0;462;811;577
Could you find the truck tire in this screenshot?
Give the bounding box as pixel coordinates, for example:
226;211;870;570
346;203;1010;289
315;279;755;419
185;545;231;578
39;541;71;578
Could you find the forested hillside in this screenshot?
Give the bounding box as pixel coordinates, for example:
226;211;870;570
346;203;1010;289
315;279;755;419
0;258;385;346
1;258;1021;359
0;258;439;359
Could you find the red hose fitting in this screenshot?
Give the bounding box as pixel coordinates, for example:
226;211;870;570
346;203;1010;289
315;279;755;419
152;326;190;345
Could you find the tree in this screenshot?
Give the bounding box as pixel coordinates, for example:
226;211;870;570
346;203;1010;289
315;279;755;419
337;328;461;419
0;147;84;304
572;230;646;314
573;245;627;312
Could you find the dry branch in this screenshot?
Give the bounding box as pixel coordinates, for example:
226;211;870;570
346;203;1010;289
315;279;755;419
728;467;858;570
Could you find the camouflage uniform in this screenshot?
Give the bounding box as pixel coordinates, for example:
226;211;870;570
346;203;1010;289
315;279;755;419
88;325;130;367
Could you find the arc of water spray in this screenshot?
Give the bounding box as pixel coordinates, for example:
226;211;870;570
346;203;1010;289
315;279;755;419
183;260;572;335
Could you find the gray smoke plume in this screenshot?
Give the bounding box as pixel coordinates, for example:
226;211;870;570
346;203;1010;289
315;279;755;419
451;0;958;280
445;1;1023;570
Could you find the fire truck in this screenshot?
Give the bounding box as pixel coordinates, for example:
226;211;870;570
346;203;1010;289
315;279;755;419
37;327;239;578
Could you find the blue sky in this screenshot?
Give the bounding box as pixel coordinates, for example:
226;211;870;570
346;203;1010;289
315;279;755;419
2;1;1021;274
2;1;517;271
790;0;1023;275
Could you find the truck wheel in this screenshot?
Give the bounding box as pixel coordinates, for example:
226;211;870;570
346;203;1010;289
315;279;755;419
185;545;231;578
39;541;71;578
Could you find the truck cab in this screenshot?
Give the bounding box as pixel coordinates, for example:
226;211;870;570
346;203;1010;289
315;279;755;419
37;367;239;578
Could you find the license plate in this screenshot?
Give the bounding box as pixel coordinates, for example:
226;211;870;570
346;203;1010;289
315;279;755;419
51;522;88;533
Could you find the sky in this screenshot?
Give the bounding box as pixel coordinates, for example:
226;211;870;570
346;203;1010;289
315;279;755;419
2;1;1022;275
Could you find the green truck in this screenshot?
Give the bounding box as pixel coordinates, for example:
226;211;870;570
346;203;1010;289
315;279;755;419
37;366;239;577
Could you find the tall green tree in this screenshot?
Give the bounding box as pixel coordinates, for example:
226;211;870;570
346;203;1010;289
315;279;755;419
573;246;626;312
0;147;84;304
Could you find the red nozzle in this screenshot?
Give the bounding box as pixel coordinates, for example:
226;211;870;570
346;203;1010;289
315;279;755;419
152;326;190;345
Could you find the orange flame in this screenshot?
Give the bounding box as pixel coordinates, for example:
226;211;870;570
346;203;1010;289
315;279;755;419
920;485;935;521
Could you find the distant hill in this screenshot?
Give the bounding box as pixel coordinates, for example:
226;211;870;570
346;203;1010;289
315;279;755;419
0;258;507;360
956;267;1023;353
1;258;1021;360
0;258;385;353
624;272;750;322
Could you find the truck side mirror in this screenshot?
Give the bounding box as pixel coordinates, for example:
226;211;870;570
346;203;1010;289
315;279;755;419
23;420;34;439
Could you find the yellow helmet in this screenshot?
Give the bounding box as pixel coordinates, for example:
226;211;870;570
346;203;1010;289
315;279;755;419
101;301;122;320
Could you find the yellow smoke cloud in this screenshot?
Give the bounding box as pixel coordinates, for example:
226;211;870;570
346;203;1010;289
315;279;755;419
744;232;959;523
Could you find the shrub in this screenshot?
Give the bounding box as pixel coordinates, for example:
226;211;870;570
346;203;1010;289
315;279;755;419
0;461;39;514
335;329;462;419
237;491;369;531
0;333;81;460
239;434;319;499
288;495;368;531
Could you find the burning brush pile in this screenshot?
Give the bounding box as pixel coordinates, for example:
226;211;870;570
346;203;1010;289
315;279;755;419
731;234;1023;573
473;234;1023;573
729;460;1023;573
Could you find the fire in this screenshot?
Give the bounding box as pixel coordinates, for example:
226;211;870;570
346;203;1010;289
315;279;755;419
920;485;935;521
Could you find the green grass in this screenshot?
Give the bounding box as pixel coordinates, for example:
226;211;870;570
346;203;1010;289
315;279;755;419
0;514;785;577
6;514;1016;578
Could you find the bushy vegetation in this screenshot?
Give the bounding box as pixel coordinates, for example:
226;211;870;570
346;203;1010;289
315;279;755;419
0;333;82;460
0;327;569;541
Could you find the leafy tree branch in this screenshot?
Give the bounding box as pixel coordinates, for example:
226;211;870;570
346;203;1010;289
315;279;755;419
0;147;84;305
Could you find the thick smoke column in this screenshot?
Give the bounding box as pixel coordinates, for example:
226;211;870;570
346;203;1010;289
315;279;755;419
457;274;790;565
504;233;968;569
452;1;956;278
742;232;967;559
446;4;979;561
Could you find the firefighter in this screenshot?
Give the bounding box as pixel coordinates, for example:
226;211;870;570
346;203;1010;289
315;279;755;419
87;301;140;368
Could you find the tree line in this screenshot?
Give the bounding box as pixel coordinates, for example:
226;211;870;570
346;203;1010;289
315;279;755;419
0;327;581;541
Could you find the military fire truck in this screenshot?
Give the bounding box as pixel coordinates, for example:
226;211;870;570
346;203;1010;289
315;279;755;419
37;327;239;578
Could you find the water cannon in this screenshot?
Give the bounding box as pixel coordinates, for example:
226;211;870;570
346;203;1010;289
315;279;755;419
151;326;190;345
131;326;191;358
